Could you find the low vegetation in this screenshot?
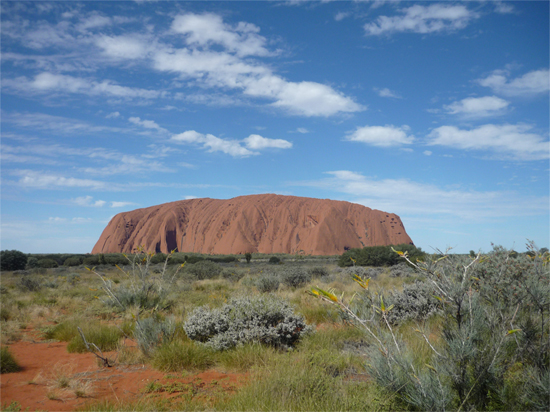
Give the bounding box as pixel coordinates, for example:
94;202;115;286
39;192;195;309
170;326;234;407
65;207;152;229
0;243;547;411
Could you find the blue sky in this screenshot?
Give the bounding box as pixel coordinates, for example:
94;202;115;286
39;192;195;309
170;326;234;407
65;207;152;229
1;1;548;254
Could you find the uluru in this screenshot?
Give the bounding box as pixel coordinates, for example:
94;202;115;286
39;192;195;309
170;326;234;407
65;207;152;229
92;194;413;256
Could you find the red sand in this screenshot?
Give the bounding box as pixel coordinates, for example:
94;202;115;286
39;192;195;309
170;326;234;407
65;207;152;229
1;337;247;411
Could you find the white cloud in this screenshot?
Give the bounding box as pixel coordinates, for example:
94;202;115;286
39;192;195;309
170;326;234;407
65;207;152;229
171;130;257;157
183;195;198;200
14;170;107;190
423;150;432;156
110;201;135;208
106;111;120;119
292;170;549;220
335;12;350;21
71;217;93;223
72;195;106;207
427;124;550;161
4;72;164;100
443;96;510;117
477;69;550;96
49;217;67;223
150;13;363;117
364;4;479;36
171;13;271;57
95;34;151;59
243;134;293;150
129;117;169;134
345;125;414;147
493;1;514;14
297;128;309;134
375;87;401;98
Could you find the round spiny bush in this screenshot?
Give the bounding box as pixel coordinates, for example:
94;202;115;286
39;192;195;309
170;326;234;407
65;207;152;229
256;274;280;293
184;295;313;351
280;267;312;288
308;267;329;279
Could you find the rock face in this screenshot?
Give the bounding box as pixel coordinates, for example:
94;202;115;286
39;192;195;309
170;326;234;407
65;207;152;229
92;194;413;255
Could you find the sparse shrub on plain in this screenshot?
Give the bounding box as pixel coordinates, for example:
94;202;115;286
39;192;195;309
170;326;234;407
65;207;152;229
152;340;214;371
256;273;280;293
221;269;245;283
385;280;439;324
309;266;329;279
67;324;122;353
245;252;252;263
389;262;412;277
186;260;223;280
269;256;281;264
184;294;313;351
0;346;21;373
134;316;176;357
339;244;425;267
63;257;82;267
37;258;58;268
17;275;41;292
312;243;550;411
280;267;311;288
1;250;28;272
26;257;39;269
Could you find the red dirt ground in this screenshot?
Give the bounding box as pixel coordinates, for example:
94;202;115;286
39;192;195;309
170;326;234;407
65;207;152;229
1;334;248;411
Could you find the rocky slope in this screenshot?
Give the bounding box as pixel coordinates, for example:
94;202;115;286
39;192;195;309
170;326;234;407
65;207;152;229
92;194;413;255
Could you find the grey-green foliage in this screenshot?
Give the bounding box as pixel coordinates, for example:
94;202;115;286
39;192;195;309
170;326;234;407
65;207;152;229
256;273;280;293
183;295;313;351
186;260;223;280
389;262;412;277
328;244;549;411
134;316;176;357
385;280;439;324
17;275;41;292
279;267;311;288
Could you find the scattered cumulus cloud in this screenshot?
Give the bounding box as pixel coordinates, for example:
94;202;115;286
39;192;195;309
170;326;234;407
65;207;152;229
72;195;106;207
110;201;135;208
106;111;120;118
375;87;401;98
477;69;550;96
3;72;165;100
291;170;549;220
171;130;291;157
243;134;292;150
296;127;310;134
14;170;107;190
493;1;514;14
364;4;479;36
345;125;414;147
129;117;169;134
443;96;510;118
427;124;550;161
335;12;350;21
423;150;432;156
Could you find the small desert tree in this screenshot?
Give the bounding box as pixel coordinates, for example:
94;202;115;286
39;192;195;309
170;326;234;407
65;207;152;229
311;243;549;411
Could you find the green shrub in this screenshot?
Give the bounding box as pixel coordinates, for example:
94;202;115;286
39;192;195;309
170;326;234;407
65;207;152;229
385;280;440;324
280;267;311;288
256;274;280;293
184;295;313;351
134;316;175;357
26;257;38;269
151;340;214;371
63;257;82;267
17;275;41;292
67;324;122;353
309;266;329;278
314;244;549;411
186;260;223;280
83;255;100;266
37;258;58;268
0;250;28;271
268;256;281;264
245;252;252;263
339;244;425;267
0;346;21;373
